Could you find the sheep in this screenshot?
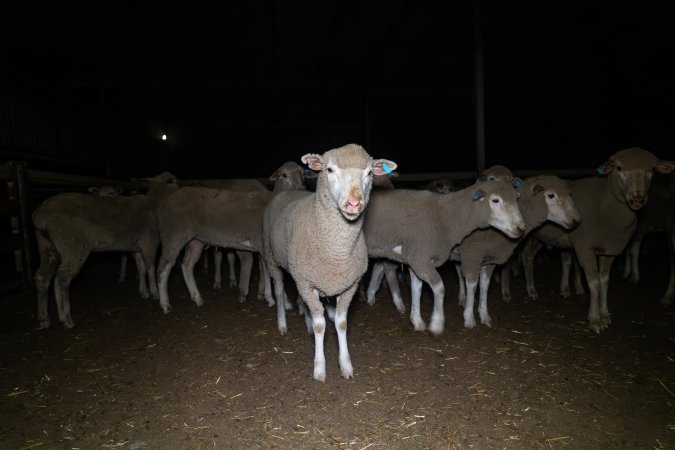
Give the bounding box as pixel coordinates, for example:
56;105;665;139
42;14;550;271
453;175;580;328
362;178;525;335
211;161;308;294
32;172;178;329
262;143;397;381
365;165;515;315
520;148;674;333
620;174;675;305
88;185;144;285
155;162;306;313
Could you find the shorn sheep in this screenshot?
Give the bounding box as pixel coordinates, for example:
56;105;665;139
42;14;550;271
453;175;580;328
362;178;525;335
521;148;674;333
155;162;306;313
262;143;397;382
32;172;178;329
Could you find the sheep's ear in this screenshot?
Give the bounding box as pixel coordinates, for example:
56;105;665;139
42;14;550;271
471;189;486;201
373;159;397;176
532;184;545;195
301;153;324;171
88;187;99;195
597;159;614;175
655;160;675;173
512;177;523;188
269;170;281;181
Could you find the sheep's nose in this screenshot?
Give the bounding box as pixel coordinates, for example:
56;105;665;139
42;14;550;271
515;226;525;236
347;198;361;208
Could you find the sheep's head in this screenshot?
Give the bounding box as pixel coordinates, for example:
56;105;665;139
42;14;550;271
527;175;580;230
89;185;123;197
269;161;306;192
302;143;397;220
471;179;525;239
597;147;674;210
478;164;514;182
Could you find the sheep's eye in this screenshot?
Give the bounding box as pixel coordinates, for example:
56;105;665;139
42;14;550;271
367;170;373;177
282;173;288;178
326;167;334;173
616;166;623;172
547;193;555;199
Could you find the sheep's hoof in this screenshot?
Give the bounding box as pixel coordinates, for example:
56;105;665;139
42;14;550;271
560;286;570;298
161;304;173;314
229;280;237;288
463;317;476;329
238;295;246;304
313;364;327;382
63;317;75;329
411;319;426;332
527;290;538;300
660;296;673;307
366;296;376;306
429;318;444;335
502;294;512;303
394;305;406;314
38;319;51;329
213;282;221;290
278;326;287;335
480;315;492;328
140;290;150;299
193;297;204;307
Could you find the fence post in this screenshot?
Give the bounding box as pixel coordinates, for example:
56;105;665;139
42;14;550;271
7;161;33;291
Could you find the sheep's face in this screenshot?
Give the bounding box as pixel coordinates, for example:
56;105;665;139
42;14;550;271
432;179;454;194
302;144;398;221
473;180;525;239
478;165;514;182
598;148;673;210
532;178;580;230
270;161;306;192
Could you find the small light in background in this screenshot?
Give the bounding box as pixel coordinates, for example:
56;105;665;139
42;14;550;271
161;134;167;141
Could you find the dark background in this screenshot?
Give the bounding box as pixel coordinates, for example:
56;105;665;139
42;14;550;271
1;1;674;181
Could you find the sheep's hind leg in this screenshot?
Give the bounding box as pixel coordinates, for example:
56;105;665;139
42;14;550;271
34;248;58;329
181;240;206;307
408;269;426;331
478;265;495;327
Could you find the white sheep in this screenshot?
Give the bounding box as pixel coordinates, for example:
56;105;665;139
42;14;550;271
262;143;396;382
32;172;178;329
453;175;580;328
362;178;525;335
520;148;674;333
155;162;306;313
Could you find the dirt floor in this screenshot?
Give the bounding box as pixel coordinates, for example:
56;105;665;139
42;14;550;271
1;241;674;450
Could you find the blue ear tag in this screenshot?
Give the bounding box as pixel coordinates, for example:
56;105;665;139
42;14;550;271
597;165;606;175
513;178;522;188
382;162;394;174
472;190;482;200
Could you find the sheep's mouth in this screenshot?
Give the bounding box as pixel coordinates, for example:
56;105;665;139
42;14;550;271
627;198;646;210
340;208;362;220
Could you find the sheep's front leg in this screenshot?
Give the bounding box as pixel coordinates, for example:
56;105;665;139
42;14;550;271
297;285;326;382
559;250;573;298
575;246;602;333
335;283;358;379
522;237;543;300
598;255;614;328
462;271;478;328
500;261;512;302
